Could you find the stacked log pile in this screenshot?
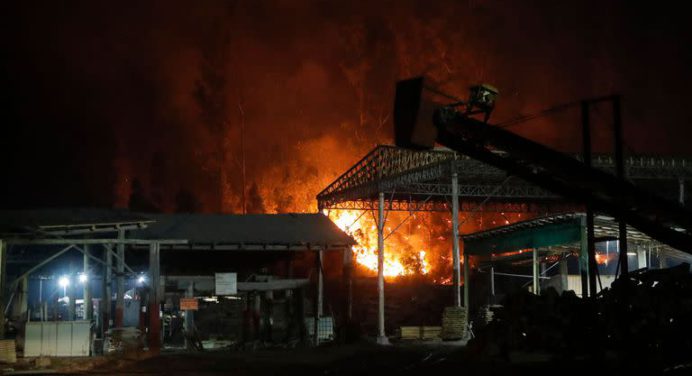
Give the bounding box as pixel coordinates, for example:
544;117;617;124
467;263;692;369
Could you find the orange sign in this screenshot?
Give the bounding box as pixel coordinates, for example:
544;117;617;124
180;297;198;311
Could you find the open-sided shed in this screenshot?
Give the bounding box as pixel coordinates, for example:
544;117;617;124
0;209;354;352
461;212;692;326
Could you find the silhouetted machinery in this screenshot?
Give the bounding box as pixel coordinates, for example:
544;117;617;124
393;76;692;254
394;77;498;149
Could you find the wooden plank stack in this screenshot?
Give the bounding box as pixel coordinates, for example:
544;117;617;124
0;339;17;364
400;326;442;340
440;306;466;340
400;326;421;340
421;326;442;339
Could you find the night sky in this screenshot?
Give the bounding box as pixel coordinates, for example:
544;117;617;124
2;0;691;212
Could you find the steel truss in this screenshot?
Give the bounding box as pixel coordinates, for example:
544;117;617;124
318;145;692;212
323;198;581;213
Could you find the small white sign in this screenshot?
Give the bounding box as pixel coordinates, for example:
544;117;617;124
215;273;237;295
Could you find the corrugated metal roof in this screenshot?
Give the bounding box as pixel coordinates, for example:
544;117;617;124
0;208;151;234
462;212;692;262
131;213;355;249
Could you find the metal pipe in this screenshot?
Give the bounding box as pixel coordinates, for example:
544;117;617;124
475;271;552;279
490;266;495;300
559;257;569;293
4;238;186;245
9;245;76;288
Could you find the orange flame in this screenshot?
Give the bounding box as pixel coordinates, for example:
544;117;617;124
328;210;431;279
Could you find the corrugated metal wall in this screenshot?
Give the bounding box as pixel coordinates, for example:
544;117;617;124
24;321;91;357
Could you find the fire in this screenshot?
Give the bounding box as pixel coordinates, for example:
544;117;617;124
328;209;431;278
595;252;613;265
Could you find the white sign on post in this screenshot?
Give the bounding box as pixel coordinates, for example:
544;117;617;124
215;272;237;295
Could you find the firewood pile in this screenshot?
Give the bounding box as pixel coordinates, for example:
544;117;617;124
467;263;692;368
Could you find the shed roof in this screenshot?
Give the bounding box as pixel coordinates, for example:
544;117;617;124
0;208;152;235
462;213;692;262
131;213;355;251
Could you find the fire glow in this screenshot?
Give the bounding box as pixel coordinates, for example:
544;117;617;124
328;210;431;279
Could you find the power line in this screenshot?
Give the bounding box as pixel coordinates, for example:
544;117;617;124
496;100;582;129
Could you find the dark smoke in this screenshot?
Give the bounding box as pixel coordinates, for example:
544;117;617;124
2;0;691;211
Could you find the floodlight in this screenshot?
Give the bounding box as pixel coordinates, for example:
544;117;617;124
58;276;70;288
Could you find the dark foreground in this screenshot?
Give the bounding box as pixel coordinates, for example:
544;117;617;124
6;341;690;376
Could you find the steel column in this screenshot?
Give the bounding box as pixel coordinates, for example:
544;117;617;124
67;264;76;321
115;230;125;327
560;257;569;293
83;245;92;321
463;252;470;332
0;240;5;337
12;277;28;320
376;192;388;345
314;249;323;346
532;249;539;294
579;216;590;298
451;171;462;307
317;250;323;317
613;96;629;278
184;281;194;350
637;247;647;269
148;242;161;353
586;210;597;297
680;178;685;205
102;245;112;336
582;101;598;298
343;248;353;322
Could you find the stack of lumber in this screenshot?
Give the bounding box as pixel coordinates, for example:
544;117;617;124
400;326;442;340
0;339;16;364
440;306;466;340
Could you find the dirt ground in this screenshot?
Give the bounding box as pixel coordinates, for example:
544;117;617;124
5;341;690;375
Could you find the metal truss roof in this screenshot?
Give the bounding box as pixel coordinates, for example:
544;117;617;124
317;145;692;212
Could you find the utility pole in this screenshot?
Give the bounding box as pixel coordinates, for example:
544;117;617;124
581;101;598;298
613;96;629;278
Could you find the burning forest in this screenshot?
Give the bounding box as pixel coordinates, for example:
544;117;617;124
3;1;692;374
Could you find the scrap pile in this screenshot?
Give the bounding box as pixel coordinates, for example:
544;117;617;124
467;263;692;368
